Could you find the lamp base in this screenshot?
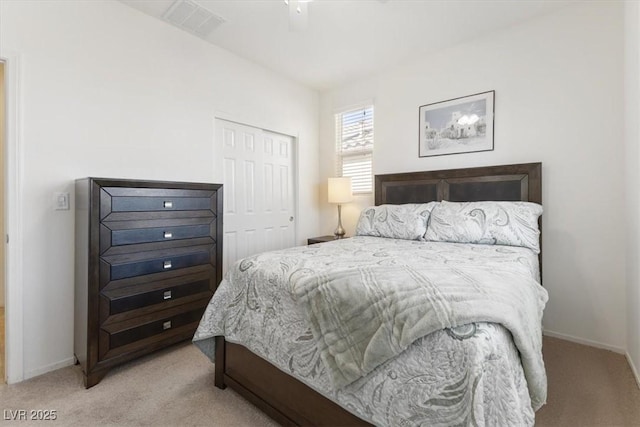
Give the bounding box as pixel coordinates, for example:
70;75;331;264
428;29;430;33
334;204;346;238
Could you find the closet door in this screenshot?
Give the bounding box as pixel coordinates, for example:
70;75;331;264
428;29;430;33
217;119;296;273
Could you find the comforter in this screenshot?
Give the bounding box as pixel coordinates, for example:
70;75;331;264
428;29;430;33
193;236;548;426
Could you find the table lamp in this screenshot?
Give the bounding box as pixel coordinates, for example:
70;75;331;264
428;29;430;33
328;177;353;238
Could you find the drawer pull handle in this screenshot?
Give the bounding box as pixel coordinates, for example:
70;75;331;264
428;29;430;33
163;290;172;300
163;201;173;208
163;320;172;330
163;260;172;269
163;231;173;239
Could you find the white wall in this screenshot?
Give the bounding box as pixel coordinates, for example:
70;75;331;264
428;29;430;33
624;1;640;386
0;61;5;308
0;0;320;380
320;2;627;351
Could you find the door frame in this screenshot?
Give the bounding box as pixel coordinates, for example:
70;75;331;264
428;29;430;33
212;113;300;247
1;52;25;384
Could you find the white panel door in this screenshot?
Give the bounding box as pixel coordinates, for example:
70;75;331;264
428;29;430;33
217;119;296;274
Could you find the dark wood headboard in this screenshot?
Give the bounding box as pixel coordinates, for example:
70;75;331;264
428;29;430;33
375;162;543;278
375;163;541;205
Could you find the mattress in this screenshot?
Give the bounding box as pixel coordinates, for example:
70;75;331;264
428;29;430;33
193;236;545;426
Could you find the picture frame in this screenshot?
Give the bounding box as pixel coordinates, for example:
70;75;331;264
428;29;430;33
419;90;495;158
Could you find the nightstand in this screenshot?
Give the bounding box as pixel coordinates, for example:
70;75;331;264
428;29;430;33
307;235;347;245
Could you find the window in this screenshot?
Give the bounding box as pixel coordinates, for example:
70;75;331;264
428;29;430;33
335;105;374;194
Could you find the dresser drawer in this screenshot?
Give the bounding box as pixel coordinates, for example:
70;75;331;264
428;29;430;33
100;244;215;287
111;196;212;212
98;298;209;359
102;187;215;215
99;217;215;253
108;307;204;349
111;224;210;246
110;250;211;281
106;279;211;315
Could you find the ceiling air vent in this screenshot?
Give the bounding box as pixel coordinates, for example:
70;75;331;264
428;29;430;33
163;0;225;38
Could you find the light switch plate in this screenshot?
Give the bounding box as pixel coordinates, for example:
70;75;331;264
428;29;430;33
54;192;70;210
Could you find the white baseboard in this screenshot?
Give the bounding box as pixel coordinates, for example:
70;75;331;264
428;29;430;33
23;357;75;382
627;352;640;390
543;329;626;354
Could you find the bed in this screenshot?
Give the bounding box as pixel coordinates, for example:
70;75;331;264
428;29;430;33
193;162;546;426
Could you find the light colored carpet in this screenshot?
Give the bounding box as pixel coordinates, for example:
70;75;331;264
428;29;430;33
0;336;638;426
0;342;278;427
536;336;640;426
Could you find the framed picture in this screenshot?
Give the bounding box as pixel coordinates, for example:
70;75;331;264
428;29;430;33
419;90;495;158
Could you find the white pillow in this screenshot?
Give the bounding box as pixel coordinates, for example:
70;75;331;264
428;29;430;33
355;203;437;241
424;200;543;253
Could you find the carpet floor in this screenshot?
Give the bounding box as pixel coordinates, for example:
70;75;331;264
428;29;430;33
0;336;638;426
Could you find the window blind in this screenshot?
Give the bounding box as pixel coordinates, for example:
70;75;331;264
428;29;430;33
336;106;374;194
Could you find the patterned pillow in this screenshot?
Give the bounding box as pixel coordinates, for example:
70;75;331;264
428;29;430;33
355;203;437;241
424;201;543;253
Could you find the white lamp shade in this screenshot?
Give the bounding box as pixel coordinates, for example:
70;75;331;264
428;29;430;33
328;177;353;204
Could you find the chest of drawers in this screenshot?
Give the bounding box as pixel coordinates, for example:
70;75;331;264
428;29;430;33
74;178;223;388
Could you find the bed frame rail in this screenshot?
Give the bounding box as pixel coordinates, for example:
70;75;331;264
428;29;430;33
214;337;371;426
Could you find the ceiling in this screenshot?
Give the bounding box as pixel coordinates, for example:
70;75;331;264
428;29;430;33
120;0;572;91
